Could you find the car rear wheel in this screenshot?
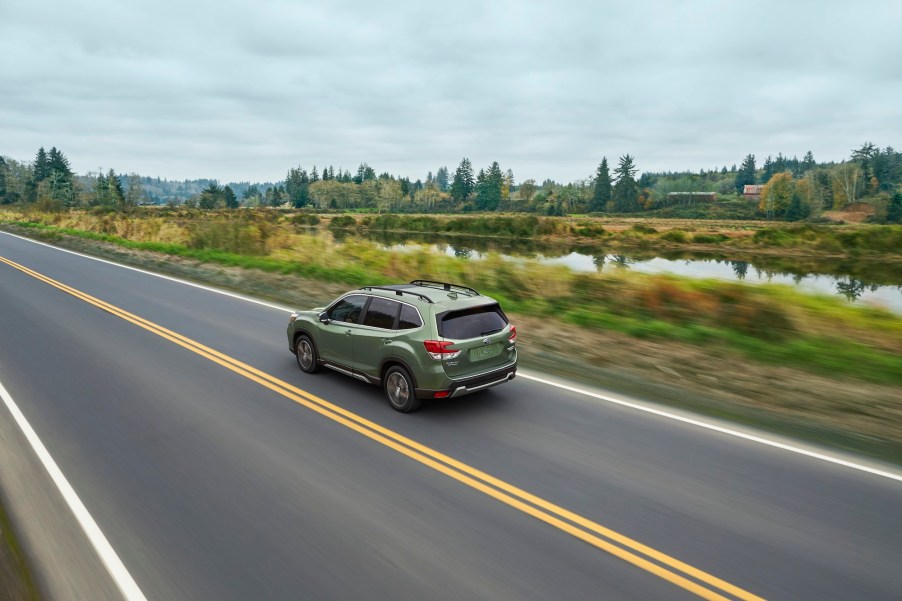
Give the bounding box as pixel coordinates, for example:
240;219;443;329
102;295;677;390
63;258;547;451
295;335;320;374
384;365;421;412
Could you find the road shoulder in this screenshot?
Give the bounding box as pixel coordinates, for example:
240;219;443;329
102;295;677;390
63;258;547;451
0;385;125;601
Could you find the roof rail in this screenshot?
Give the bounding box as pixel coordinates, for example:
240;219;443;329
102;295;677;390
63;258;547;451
409;280;479;296
359;286;434;304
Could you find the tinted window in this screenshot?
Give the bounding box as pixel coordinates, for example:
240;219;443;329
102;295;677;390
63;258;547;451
439;304;508;339
398;304;423;330
328;295;368;324
362;297;399;329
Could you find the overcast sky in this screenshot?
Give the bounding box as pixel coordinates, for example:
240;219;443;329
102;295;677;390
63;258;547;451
2;0;900;183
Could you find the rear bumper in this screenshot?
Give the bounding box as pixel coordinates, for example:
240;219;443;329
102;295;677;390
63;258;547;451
416;362;517;400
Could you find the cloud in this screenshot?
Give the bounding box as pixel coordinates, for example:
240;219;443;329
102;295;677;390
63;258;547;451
1;0;900;182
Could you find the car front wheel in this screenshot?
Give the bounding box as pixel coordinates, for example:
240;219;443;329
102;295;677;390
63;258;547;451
295;335;320;374
384;365;421;413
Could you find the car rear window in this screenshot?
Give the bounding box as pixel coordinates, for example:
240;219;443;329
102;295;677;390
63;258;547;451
439;304;508;340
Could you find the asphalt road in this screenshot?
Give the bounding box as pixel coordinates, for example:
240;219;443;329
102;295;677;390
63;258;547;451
0;231;900;601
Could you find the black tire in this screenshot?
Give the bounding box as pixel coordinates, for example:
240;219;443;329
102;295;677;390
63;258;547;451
383;365;421;413
295;334;320;374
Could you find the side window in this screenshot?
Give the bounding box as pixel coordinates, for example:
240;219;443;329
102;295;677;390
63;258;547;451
362;297;399;329
398;304;423;330
327;295;368;324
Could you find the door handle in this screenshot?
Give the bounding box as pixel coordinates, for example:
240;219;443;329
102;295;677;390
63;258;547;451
383;339;392;345
345;329;352;336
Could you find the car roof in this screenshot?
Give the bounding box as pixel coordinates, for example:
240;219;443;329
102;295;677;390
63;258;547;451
358;283;495;309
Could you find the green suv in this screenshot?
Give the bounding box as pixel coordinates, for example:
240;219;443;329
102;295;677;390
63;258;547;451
286;280;517;412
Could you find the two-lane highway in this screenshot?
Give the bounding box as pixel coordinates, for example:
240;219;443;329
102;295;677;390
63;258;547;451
1;231;900;600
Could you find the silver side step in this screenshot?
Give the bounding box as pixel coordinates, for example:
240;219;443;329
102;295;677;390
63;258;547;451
323;362;371;384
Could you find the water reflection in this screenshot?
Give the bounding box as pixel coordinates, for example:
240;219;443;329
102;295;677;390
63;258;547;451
835;279;881;302
361;231;902;312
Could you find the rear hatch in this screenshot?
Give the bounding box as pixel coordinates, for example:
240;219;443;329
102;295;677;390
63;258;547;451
438;303;514;379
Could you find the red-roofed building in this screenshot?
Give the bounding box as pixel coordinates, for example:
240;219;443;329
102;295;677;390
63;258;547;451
743;185;764;200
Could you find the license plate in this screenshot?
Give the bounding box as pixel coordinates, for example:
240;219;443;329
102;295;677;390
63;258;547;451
469;344;501;361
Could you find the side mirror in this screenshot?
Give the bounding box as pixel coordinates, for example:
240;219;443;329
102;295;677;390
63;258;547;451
318;311;330;324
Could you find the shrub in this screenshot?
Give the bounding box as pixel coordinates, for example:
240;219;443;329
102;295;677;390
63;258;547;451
692;234;728;244
328;215;357;229
291;213;321;226
575;224;606;237
661;230;690;243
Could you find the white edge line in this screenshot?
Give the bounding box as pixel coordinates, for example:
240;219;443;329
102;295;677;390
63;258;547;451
517;372;902;483
0;230;294;313
4;229;902;484
0;378;148;601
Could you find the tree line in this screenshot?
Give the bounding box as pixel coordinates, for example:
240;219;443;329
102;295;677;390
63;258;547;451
2;144;900;221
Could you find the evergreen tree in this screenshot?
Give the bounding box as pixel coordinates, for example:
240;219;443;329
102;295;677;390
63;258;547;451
762;155;775;183
887;191;902;223
311;166;319;182
851;142;877;186
884;147;901;189
355;163;376;184
590;158;612;212
48;147;73;179
199;182;221;209
785;188;809;221
93;172;108;205
0;157;7;204
223;185;238;209
267;185;286;207
286;167;310;208
735;154;756;193
773;153;787;174
107;169;125;207
436;166;449;191
802;151;816;173
475;161;503;210
33;147;49;182
450;158;475;203
612;154;639;212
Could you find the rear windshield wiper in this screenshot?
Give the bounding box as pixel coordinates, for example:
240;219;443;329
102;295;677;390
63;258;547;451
480;328;502;336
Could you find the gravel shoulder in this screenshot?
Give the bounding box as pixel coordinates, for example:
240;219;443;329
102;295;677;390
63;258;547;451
0;498;37;601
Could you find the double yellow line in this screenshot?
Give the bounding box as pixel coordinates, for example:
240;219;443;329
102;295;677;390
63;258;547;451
0;254;764;601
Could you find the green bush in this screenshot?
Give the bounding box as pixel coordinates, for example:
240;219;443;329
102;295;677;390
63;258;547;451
692;234;728;244
661;230;690;243
291;213;320;226
575;224;607;237
328;215;357;229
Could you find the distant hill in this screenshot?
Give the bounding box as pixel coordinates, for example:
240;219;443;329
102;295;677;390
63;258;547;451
72;175;279;205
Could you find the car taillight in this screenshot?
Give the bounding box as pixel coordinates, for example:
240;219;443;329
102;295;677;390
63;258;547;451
424;340;461;360
508;324;517;342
